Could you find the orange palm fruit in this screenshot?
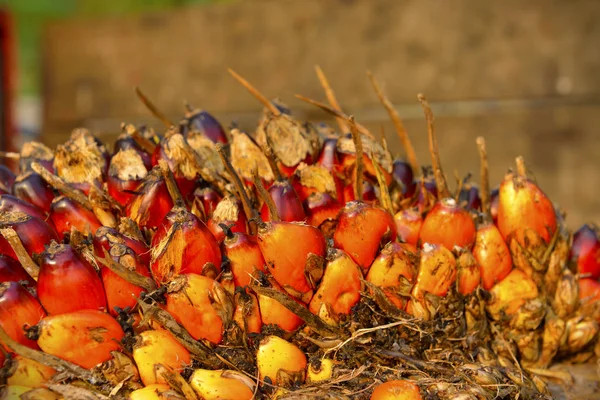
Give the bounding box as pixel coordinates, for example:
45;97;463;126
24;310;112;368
49;195;103;237
35;310;124;369
472;222;512;290
207;196;248;243
257;221;326;303
579;278;600;321
222;230;266;287
37;242;107;315
256;335;307;386
333;201;397;272
1;385;34;399
370;380;422;400
165;274;227;344
342;179;377;204
497;160;557;248
394;208;423;247
0;282;46;350
366;242;416;309
129;384;176;400
309;249;362;324
257;274;304;332
133;330;191;386
233;288;262;334
419;198;476;251
486;269;538;318
150;206;222;283
411;244;457;300
307;358;335;383
304;192;343;229
125;166;174;230
455;249;481;296
6;356;56;388
189;369;254;400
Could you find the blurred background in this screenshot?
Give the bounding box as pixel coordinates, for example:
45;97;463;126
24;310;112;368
0;0;599;228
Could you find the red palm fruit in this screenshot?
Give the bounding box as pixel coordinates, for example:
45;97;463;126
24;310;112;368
486;268;538;318
133;330;191;386
394;208;423;246
153;133;203;199
458;184;481;211
93;226;151;267
125;167;174;230
496;162;557;248
366;242;416;309
579;278;600;314
317;137;340;172
305;192;343;229
455;249;481;295
207;196;247;243
0;165;15;192
392;160;416;198
419;198;476;250
0;210;59;259
35;310;124;369
49;196;102;237
233;288;262;334
151;207;222;284
411;244;457;300
18;142;55;174
0;255;34;287
309;249;362;325
12;172;55;212
257;221;326;303
37;242;107;314
99;243;151;316
181;107;228;144
490;187;499;224
165;274;227;344
342;179;377;204
190;187;222;219
113;132;153;170
223;231;266;287
0;282;46;349
260;180;306;223
570;224;600;279
333;201;397;272
257;274;305;332
472;222;512;290
107;149;148;207
0;194;46;221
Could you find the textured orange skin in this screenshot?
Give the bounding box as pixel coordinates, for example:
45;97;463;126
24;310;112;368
497;173;557;246
101;254;151;316
412;244;457;299
234;290;262;334
0;282;46;350
305;193;343;228
419;199;476;251
6;356;56;388
37;310;124;369
366;242;416;309
190;369;254;400
394;209;423;247
456;250;481;295
487;269;538;317
334;202;397;272
309;250;362;322
258;275;304;332
256;335;307;385
579;278;600;304
258;221;326;302
224;233;266;287
473;223;512;290
129;384;172;400
370;380;422;400
165;274;224;344
133;330;191;386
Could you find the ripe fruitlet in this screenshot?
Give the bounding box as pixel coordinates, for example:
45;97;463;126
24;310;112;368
129;384;176;400
153;133;202;199
394;208;423;246
366;242;416;309
258;221;326;302
37;242;107;314
49;195;102;237
165;274;227;344
334;201;397;272
579;278;600;312
18;141;54;174
570;224;600;279
6;356;56;388
35;310;124;369
207;196;248;243
93;226;151;266
223;231;266;287
305;192;342;229
393;160;416;198
0;165;15;191
0;194;47;221
256;274;304;332
181;107;228;144
233;288;262;334
0;255;34;287
260;179;307;222
370;380;422;400
12;172;55;212
189;369;254;400
293;163;340;203
410;244;456;310
472;222;512;290
0;282;46;349
107;148;148;207
486;268;538;318
0;210;59;259
125;167;174;230
419;198;476;251
458;183;482;211
190;186;222;219
0;386;33;399
113;129;153;170
490;187;499;224
316;137;340;172
456;249;481;295
151;206;222;283
133;329;192;386
256;335;307;386
307;358;335;383
309;249;362;325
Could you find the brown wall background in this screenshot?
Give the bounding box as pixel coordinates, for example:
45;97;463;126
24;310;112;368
41;0;600;229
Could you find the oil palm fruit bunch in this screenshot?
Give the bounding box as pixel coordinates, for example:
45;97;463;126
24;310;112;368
0;67;597;400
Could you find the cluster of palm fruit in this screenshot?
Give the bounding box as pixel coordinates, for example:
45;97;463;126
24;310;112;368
0;67;598;400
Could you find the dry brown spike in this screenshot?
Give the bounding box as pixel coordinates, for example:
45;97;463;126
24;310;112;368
157;159;185;208
367;71;419;174
252;168;280;222
0;227;39;280
476;136;490;215
227;68;281;115
371;154;394;216
417;94;450;199
30;162;93;210
314;65;348;133
516;156;527;177
348;116;364;201
134;87;174;128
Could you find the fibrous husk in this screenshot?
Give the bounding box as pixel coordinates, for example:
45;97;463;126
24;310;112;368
186;130;226;177
336;132;393;173
54;128;106;184
230;129;273;182
295;163;338;199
